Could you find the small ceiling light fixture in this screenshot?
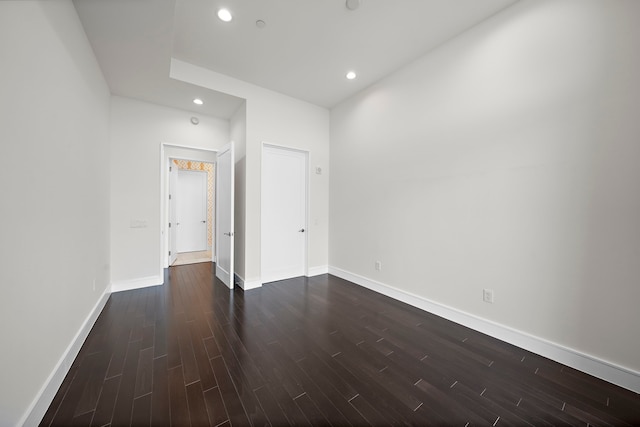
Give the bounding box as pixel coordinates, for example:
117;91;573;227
193;98;204;105
346;71;357;80
190;117;200;125
256;19;266;29
217;8;232;22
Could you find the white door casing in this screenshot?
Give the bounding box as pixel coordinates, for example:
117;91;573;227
161;144;216;271
168;160;178;265
261;144;308;284
176;169;207;253
216;142;234;288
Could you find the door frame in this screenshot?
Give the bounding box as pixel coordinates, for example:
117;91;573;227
160;143;217;275
168;159;178;266
260;142;310;283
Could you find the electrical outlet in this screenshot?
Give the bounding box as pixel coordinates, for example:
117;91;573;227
483;289;494;303
375;261;382;271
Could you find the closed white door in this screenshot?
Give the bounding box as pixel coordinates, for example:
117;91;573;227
215;142;234;288
176;169;207;253
261;145;307;283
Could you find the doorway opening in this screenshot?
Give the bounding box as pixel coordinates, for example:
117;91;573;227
160;142;234;288
170;159;214;266
160;144;217;273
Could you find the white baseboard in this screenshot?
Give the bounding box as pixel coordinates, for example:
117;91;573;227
110;275;163;293
328;266;640;394
235;274;262;290
20;288;111;427
307;265;329;277
236;266;328;290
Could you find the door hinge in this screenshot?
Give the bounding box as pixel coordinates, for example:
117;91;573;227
170;166;172;171
169;222;171;228
169;194;172;200
169;250;172;256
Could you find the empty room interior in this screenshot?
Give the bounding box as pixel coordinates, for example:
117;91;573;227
2;0;640;426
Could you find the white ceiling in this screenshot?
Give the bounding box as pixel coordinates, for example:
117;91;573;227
74;0;518;119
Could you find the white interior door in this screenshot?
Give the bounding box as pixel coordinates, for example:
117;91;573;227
176;170;207;253
261;145;307;283
215;142;234;288
168;161;178;265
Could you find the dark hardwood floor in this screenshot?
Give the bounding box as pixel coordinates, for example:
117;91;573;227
41;262;640;426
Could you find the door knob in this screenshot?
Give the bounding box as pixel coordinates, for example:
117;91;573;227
298;228;305;233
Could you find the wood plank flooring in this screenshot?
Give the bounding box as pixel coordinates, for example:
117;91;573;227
41;263;640;426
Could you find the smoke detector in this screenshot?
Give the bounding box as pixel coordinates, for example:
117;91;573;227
346;0;362;11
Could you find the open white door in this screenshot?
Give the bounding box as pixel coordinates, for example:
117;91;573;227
215;142;234;288
168;160;178;266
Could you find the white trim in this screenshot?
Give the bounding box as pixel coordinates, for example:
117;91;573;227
234;274;262;290
328;266;640;394
110;275;163;293
162;142;218;152
307;265;329;277
20;288;111;427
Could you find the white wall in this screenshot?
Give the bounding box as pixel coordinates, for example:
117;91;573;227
110;96;229;287
330;0;640;385
171;60;330;286
0;1;111;425
247;95;330;283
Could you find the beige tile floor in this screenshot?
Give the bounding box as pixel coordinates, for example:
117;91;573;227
171;250;212;266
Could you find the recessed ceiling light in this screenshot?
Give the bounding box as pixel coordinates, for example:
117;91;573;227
217;8;232;22
346;71;357;80
193;98;204;105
